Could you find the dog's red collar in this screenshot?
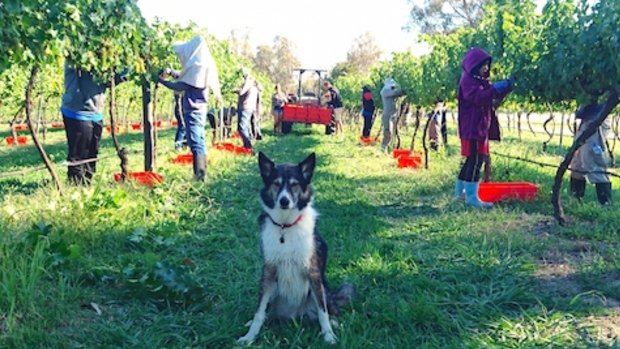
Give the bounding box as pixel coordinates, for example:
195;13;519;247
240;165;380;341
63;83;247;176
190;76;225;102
267;214;304;243
268;214;303;229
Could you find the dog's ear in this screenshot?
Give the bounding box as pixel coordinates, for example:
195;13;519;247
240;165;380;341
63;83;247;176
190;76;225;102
258;151;275;183
298;153;316;182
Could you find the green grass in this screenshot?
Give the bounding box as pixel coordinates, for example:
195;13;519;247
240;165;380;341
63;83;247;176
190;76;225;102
0;120;619;348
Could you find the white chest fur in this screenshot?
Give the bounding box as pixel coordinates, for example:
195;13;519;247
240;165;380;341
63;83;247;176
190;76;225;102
261;208;317;306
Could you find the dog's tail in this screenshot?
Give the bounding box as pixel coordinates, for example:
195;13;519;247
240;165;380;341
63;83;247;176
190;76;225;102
328;283;355;316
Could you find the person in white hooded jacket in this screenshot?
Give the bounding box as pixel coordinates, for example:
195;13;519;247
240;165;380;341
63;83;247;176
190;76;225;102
380;78;405;152
159;35;222;181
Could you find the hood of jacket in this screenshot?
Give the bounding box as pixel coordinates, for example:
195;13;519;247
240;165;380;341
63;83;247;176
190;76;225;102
173;35;219;92
462;47;492;78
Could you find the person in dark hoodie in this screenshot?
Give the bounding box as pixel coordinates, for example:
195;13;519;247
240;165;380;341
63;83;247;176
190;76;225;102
361;85;375;138
235;68;259;150
569;101;612;205
159;35;222;181
454;47;513;208
60;64;129;185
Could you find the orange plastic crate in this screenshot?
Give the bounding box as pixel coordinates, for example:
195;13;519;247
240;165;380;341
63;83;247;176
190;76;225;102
478;182;539;202
5;136;28;145
13;124;28;131
114;171;163;187
170;153;193;164
51;122;64;129
360;136;378;145
397;155;422;168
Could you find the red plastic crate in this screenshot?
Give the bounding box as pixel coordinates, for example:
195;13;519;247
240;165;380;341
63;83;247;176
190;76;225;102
233;146;253;155
307;108;320;123
393;149;410;158
360;136;378;145
114;171;163;187
282;104;297;122
106;126;122;133
397;155;422;168
478;182;539;202
13;124;28;131
154;120;163;128
131;123;142;130
170;153;193;164
171;120;178;126
294;106;308;122
317;108;332;124
51;122;64;129
214;142;235;151
5;136;28;145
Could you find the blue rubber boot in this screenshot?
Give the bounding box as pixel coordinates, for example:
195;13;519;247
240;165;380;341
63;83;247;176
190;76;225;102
464;181;493;208
454;179;465;199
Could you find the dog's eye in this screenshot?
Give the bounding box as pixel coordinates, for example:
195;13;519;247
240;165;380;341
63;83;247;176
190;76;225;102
272;182;281;189
290;182;300;189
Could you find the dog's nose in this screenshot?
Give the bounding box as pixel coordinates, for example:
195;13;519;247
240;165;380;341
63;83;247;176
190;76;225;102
279;197;290;208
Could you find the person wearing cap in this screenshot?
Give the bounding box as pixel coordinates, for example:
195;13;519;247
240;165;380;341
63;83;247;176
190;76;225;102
569;101;613;205
361;85;375;138
323;81;344;137
454;47;513;208
380;78;405;152
158;35;223;181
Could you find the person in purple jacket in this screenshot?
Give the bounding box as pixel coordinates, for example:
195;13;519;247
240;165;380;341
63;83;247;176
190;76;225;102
454;47;513;208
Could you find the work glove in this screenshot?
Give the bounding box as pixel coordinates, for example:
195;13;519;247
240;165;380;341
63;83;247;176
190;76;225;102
492;79;512;94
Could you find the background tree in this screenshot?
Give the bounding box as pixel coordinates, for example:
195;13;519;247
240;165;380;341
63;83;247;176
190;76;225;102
250;36;299;94
345;32;383;76
406;0;490;34
270;36;300;93
228;28;254;60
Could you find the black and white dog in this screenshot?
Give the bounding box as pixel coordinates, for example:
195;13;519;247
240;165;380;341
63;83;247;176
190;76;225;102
237;152;354;345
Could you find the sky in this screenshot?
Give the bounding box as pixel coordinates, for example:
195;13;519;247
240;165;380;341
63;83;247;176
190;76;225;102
138;0;425;69
137;0;566;70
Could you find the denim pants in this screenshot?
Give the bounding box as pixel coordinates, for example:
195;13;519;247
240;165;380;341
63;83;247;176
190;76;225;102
238;109;253;149
184;110;207;156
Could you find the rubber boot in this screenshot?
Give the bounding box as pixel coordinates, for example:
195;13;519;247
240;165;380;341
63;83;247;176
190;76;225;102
570;177;586;200
595;182;612;205
464;181;493;208
193;154;207;182
454;179;465;199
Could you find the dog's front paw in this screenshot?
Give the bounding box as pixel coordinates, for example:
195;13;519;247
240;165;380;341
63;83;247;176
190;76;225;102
323;331;337;344
236;334;255;346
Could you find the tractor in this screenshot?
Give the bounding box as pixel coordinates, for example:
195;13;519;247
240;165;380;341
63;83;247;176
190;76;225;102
281;68;334;134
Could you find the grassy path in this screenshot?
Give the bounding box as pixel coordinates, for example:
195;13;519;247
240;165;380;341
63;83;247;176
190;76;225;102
0;123;618;348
